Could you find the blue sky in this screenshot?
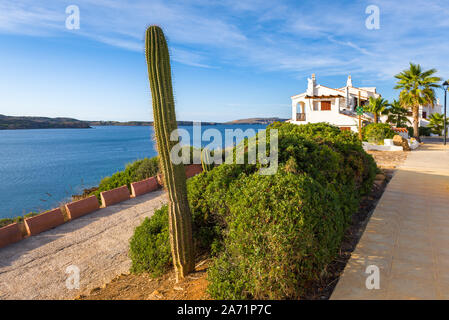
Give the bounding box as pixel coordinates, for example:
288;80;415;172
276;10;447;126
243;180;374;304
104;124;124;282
0;0;449;122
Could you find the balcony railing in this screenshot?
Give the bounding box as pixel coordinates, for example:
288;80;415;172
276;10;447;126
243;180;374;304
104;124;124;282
296;113;306;121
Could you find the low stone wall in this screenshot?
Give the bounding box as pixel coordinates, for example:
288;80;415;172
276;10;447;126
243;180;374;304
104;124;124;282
0;164;203;249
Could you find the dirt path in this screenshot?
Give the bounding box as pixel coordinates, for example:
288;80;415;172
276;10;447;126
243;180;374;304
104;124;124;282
0;191;167;300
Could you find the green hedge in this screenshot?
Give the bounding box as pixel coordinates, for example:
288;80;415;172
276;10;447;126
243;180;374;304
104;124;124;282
362;123;396;145
407;126;431;137
207;172;346;299
268;122;376;195
187;163;257;254
128;122;377;299
129;205;171;277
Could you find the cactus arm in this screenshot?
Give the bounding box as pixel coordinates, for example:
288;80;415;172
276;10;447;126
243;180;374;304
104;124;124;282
201;148;214;172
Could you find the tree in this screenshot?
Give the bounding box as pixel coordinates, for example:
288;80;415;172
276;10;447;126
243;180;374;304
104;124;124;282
394;63;442;141
384;99;411;128
427;113;449;135
365;96;389;123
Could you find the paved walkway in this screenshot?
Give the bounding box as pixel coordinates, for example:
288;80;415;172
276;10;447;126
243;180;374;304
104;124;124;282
332;142;449;299
0;191;167;300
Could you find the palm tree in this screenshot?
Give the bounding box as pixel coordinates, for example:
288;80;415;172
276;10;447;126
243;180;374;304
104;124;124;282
427;113;449;135
394;63;442;141
365;96;389;123
384;99;411;127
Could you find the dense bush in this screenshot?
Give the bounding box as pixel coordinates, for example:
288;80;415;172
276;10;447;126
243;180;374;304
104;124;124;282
420;126;432;136
268;122;376;196
187;163;257;254
129;122;378;299
362;123;395;145
128;163;258;277
406;126;431;137
207;172;347;299
129;205;172;277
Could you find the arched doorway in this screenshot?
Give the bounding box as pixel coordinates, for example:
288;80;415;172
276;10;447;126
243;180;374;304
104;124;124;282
296;101;306;121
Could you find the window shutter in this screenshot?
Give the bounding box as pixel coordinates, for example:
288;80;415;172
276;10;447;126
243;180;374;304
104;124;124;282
321;101;331;111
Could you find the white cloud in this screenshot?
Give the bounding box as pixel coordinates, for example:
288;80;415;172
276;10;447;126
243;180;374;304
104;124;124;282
0;0;448;81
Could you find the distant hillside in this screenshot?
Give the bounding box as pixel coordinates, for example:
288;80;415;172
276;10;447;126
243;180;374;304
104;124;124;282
224;117;287;124
0;115;91;130
0;115;285;130
88;121;152;126
87;120;220;126
89;118;285;126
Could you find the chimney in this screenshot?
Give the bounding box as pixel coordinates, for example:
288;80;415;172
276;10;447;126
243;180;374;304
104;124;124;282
307;73;316;95
347;75;353;87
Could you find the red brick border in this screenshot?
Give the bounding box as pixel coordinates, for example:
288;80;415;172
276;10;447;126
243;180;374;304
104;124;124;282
131;177;159;197
24;208;65;236
65;195;100;220
0;223;23;248
100;185;130;207
185;164;203;178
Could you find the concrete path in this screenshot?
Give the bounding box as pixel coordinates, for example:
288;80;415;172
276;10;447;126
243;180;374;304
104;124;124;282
0;191;167;300
332;142;449;299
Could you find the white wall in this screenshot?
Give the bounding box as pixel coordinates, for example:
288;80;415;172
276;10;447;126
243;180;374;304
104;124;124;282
291;85;362;132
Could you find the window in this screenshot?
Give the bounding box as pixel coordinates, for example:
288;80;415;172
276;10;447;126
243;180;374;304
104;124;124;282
422;111;427;119
321;101;331;111
340;127;351;131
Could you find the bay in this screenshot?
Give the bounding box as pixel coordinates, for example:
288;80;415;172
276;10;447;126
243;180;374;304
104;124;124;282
0;124;266;219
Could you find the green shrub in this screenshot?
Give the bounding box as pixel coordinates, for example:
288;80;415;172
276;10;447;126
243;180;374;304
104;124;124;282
362;123;395;145
128;164;258;277
129;122;377;297
419;126;432;136
207;172;348;299
268;122;376;196
0;212;39;228
406;126;432;137
187;163;257;254
92;157;160;202
129;205;172;277
134;157;160;180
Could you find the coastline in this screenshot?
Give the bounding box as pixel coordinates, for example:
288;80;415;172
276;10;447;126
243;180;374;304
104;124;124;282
1;114;287;130
0;124;269;220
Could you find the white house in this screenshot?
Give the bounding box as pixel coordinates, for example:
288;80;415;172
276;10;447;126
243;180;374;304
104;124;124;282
290;74;380;132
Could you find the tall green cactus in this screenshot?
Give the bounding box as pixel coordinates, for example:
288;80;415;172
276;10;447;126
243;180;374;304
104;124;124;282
145;26;194;281
201;148;214;172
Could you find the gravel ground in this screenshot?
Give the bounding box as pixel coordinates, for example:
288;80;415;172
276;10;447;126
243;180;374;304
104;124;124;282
366;150;409;169
0;190;167;300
